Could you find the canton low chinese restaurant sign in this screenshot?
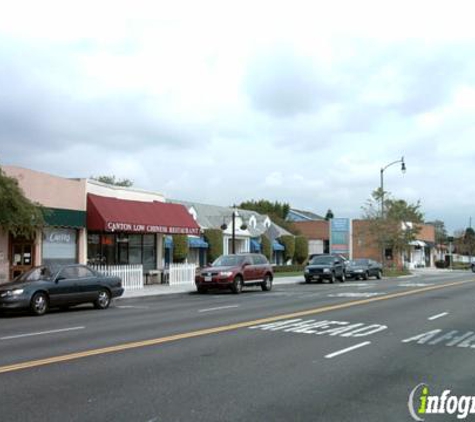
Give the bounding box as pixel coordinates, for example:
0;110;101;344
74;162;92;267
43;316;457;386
106;221;200;235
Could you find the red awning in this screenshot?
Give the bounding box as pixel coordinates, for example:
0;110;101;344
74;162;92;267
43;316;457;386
87;194;200;235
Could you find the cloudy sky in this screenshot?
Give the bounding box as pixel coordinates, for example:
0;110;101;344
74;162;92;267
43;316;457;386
1;0;475;232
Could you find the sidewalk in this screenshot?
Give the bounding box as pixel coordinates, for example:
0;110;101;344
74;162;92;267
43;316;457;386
119;275;304;299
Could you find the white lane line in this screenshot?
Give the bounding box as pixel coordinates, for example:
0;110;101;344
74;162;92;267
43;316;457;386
428;312;449;321
0;326;85;341
325;341;372;359
116;305;149;309
199;305;240;313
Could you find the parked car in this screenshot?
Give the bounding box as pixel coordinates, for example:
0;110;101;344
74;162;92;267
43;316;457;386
0;264;124;316
346;259;383;280
472;262;475;273
304;254;346;283
195;253;273;294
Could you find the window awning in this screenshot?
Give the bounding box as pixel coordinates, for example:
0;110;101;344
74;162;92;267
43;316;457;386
188;237;209;249
250;239;261;252
44;208;86;228
87;194;200;235
409;240;427;247
273;240;285;251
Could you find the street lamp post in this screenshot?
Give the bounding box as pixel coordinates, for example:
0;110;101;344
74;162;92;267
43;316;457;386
379;157;406;266
221;211;247;254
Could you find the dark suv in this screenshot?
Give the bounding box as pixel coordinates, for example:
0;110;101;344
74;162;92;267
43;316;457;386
304;254;346;283
195;254;274;294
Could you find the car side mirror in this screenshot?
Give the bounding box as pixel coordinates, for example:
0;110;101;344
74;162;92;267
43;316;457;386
55;276;66;283
243;261;251;267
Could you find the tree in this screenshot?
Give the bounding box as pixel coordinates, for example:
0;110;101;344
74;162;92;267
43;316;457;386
361;190;424;266
279;235;295;263
0;167;45;238
203;229;223;263
172;234;189;263
92;175;133;187
454;227;475;257
261;236;272;261
325;209;334;220
294;236;309;264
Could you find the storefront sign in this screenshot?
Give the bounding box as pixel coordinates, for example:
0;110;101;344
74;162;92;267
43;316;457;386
330;218;351;256
106;221;200;235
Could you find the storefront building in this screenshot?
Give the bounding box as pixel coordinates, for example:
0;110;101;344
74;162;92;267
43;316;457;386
86;194;200;273
1;166;87;282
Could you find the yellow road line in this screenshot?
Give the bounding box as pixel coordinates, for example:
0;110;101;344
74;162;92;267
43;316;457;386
0;279;472;375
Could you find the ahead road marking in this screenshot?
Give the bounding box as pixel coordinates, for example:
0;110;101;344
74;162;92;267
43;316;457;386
325;341;371;359
0;326;85;341
0;279;471;374
199;305;240;313
428;312;449;321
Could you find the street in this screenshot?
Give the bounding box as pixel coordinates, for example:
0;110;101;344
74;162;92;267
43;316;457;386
1;271;475;421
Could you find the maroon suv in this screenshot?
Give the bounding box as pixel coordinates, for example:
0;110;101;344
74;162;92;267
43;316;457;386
195;253;274;294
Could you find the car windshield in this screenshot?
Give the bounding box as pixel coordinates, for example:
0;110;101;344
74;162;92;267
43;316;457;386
13;266;54;282
350;259;369;266
212;255;245;267
310;256;335;265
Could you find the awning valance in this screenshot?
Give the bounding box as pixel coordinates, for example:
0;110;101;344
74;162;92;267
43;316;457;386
44;207;86;228
87;194;200;235
273;240;285;251
188;237;209;249
250;239;261;252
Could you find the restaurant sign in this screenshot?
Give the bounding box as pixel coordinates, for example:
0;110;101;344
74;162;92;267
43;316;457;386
106;221;200;235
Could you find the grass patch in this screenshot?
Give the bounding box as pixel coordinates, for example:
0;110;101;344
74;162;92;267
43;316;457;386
383;268;411;278
274;271;303;278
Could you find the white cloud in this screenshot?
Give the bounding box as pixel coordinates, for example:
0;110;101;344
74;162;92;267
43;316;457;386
1;0;475;233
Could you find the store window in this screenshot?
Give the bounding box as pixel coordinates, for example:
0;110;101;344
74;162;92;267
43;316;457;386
42;228;78;269
87;233;156;272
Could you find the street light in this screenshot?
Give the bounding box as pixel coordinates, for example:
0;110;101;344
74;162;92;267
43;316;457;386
380;156;406;218
379;157;406;266
221;211;247;254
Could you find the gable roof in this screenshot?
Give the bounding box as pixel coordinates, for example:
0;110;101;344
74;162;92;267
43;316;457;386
288;208;325;221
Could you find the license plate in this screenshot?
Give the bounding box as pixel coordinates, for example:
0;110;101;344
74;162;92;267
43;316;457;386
204;276;212;282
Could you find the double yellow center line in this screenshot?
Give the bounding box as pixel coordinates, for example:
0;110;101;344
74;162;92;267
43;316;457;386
0;279;472;374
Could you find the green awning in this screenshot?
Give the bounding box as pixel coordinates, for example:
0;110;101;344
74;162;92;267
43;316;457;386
43;208;86;228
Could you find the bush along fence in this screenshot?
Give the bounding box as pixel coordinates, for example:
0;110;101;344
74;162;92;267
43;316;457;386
92;264;144;291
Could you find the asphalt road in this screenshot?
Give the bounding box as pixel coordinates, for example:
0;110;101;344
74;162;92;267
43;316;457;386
1;270;475;422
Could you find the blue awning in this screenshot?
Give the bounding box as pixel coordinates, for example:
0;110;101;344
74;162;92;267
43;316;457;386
250;239;261;252
188;237;209;249
273;240;285;251
164;237;173;248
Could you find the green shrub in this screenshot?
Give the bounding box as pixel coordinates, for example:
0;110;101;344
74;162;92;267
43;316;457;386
203;229;223;262
294;236;308;264
261;236;272;261
273;265;305;273
172;234;189;263
279;235;295;262
435;259;448;269
451;262;471;270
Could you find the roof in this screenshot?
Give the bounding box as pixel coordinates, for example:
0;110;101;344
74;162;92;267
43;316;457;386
87;194;200;235
288;209;325;222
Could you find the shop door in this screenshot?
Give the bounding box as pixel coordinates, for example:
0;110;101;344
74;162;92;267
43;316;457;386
10;238;35;279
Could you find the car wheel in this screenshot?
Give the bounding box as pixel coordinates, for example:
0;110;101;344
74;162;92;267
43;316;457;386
329;272;336;283
197;286;208;294
231;276;243;294
94;289;111;309
30;292;48;316
261;274;273;291
363;271;369;280
376;270;382;280
471;265;475;273
305;277;311;284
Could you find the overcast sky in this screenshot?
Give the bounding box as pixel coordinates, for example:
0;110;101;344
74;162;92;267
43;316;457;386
1;0;475;233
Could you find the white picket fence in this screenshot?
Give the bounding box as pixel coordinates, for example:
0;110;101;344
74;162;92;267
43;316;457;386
168;263;196;286
92;265;144;291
